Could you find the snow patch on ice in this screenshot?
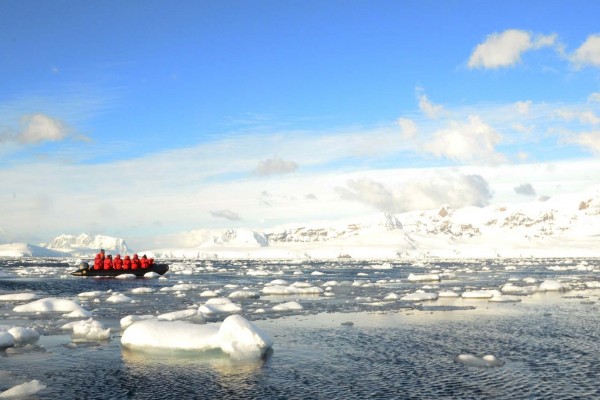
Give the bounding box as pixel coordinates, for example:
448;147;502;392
0;380;46;398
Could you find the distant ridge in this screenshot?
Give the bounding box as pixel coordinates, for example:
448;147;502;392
42;233;130;257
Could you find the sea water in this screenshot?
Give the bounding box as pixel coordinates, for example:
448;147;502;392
0;258;599;399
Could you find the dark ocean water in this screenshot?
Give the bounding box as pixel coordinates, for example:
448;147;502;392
0;258;599;399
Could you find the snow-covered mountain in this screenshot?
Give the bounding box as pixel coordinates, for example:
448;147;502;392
144;187;600;259
0;243;68;258
42;233;130;257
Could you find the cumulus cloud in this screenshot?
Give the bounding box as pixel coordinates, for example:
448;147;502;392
209;209;241;221
417;89;445;119
468;29;557;69
571;34;600;68
514;183;536;196
18;114;71;144
397;117;418;139
254;157;298;176
335;174;492;213
422;115;505;164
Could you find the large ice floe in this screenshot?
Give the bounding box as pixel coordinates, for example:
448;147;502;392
13;297;91;318
61;318;111;341
121;315;273;360
0;380;46;398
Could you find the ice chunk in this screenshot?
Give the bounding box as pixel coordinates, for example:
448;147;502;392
272;301;303;311
157;309;198;321
401;292;438;301
130;287;154;294
77;291;105;299
13;297;90;316
407;273;440;282
61;318;111;341
455;354;505;368
262;284;323;295
120;315;156;330
462;290;501;299
121;315;273;360
0;293;38;302
7;327;40;345
200;290;219;297
144;272;160;279
106;294;133;303
115;274;137;280
198;298;242;315
229;290;260;299
538;280;569;292
438;290;460;298
0;380;46;398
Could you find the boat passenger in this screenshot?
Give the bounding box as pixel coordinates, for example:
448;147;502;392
131;254;141;270
122;255;131;270
148;257;155;267
141;254;150;269
114;254;123;270
103;254;113;270
93;253;103;270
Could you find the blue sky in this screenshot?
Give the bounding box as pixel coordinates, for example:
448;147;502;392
1;1;600;248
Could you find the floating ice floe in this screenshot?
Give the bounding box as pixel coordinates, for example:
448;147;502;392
538;280;570;292
407;273;441;282
130;287;154;294
501;283;536;295
115;274;137;280
106;293;133;303
0;380;46;398
13;297;91;318
200;290;219;297
489;294;522;303
121;315;273;360
228;290;260;299
585;281;600;288
401;291;438;301
198;298;242;315
461;290;501;299
144;272;160;279
160;283;201;292
455;354;505;368
120;315;156;330
61;318;111;340
7;327;40;345
262;283;323;295
0;293;38;302
383;293;400;301
272;301;303;311
157;309;198;321
77;291;105;299
438;290;460;298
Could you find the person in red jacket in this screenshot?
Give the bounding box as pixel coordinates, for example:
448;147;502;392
103;254;113;270
141;254;150;269
131;254;141;270
93;249;105;270
148;257;155;267
113;254;123;270
122;255;131;270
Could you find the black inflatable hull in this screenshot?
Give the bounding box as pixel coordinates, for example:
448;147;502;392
71;263;169;277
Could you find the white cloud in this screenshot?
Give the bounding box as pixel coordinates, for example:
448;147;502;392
571;34;600;68
588;92;600;103
514;183;536;196
18;114;70;144
254;157;298;176
417;90;445;119
515;100;532;115
468;30;557;69
210;209;242;221
335;174;493;213
556;109;600;125
422;115;505;164
571;131;600;154
397;117;417;139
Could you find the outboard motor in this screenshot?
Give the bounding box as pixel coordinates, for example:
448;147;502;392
79;261;90;270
